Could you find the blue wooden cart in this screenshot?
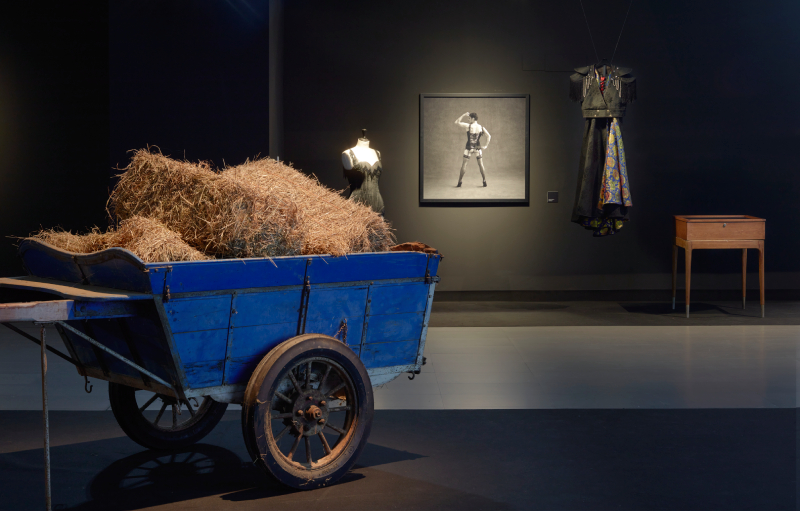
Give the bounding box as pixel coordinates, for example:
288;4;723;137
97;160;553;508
0;239;441;497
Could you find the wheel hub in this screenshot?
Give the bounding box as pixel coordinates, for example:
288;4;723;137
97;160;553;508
305;405;322;421
292;390;329;436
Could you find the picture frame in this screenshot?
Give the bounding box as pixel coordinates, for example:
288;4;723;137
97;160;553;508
419;93;530;205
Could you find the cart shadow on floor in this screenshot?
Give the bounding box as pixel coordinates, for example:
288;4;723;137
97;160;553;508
7;439;429;510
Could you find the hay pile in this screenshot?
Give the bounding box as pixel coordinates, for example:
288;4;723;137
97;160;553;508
27;148;394;263
31;216;208;262
109;149;393;258
221;157;393;256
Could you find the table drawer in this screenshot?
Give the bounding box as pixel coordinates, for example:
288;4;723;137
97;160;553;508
675;216;765;240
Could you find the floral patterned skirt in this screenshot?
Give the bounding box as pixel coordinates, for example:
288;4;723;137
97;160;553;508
571;117;632;237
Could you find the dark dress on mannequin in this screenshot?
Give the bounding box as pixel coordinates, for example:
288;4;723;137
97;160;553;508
344;149;385;215
569;64;636;236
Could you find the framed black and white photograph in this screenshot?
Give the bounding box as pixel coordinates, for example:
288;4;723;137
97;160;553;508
419;93;530;205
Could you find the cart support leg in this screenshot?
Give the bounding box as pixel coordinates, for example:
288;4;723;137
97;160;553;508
40;325;52;511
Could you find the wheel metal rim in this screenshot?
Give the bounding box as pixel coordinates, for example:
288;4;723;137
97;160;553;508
265;356;358;471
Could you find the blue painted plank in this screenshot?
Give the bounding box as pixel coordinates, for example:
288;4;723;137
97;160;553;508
233;290;302;328
427;254;442;278
360;340;419;369
122;308;168;341
304;317;363;347
19;240;83;283
60;320;139;380
58;315;178;387
224;356;262;385
365;313;424;344
306;287;368;322
119;325;176;382
369;283;428;315
84;319;145;380
81;257;151;293
59;322;102;371
164;295;232;334
306;252;429;284
20;240;153;292
225;323;364;386
227;322;297;359
74;300;141;319
172;329;229;364
120;311;179;380
148;257;307;294
184;360;224;387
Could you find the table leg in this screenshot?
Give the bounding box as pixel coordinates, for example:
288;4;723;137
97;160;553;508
741;248;747;309
672;244;678;310
758;241;765;318
685;246;692;318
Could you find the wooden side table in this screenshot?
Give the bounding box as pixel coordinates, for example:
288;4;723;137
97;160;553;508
672;215;765;318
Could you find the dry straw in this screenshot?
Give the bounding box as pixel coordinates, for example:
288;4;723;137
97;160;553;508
30;227;107;255
30;216;208;262
109;148;394;258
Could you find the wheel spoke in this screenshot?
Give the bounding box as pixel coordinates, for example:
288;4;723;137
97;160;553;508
305;436;312;464
326;406;350;412
275;391;293;404
287;426;303;460
172;405;177;428
318;432;332;455
139;394;159;412
287;371;303;395
274;424;291;442
305;361;312;389
326;382;346;398
185;398;196;417
324;422;346;435
319;363;332;390
271;412;293;419
154;402;168;425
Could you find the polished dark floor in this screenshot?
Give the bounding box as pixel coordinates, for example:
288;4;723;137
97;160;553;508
1;300;797;509
430;300;800;327
0;409;794;511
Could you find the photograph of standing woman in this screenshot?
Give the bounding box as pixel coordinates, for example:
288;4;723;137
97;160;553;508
454;112;491;188
420;95;529;203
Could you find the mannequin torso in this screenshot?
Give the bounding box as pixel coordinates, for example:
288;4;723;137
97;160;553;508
342;138;379;168
342;137;384;215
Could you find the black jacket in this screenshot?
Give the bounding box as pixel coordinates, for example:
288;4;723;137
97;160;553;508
569;65;636;118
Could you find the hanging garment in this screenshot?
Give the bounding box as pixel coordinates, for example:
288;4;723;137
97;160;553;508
569;64;636;237
344;149;385;215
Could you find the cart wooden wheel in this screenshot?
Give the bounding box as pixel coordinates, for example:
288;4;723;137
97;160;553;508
109;383;228;450
242;334;374;490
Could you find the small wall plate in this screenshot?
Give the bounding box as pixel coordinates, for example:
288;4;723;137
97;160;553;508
547;191;558;203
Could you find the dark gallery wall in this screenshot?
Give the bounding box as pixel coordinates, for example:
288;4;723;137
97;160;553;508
0;0;270;277
0;1;798;294
282;0;800;292
0;4;110;277
108;0;270;171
